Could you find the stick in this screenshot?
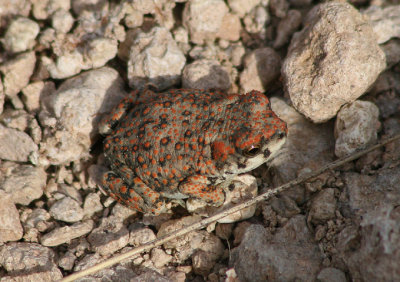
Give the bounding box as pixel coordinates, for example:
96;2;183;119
61;134;400;281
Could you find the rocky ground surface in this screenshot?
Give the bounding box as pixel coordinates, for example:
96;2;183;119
0;0;400;281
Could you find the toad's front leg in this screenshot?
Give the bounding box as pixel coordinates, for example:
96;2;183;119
179;175;225;206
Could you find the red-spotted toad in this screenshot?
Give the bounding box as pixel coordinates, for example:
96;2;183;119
100;87;287;215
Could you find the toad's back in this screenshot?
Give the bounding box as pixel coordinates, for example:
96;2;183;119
104;89;234;192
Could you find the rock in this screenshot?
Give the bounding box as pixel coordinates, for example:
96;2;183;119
39;67;127;165
85;38;118;68
0;51;36;100
217;13;241;42
0;124;38;163
22;81;56;114
192;250;217;276
183;0;229;44
0;242;62;280
334;101;380;158
273;9;302;48
268;97;334;205
0;164;46;205
182;59;230;91
88;216;130;256
215;223;233;240
41;51;84;79
72;252;140;280
370;70;400;96
129;225;157;247
338;205;400;281
83;193;103;217
49;197;84;223
123;5;144;28
243;6;269;34
231;216;322;281
42;36;118;79
127;27;186;91
232;221;252;245
269;194;301;218
131;270;171;282
308;188;337;224
41;220;95;247
227;0;261;17
0;267;63;281
32;0;70;20
317;267;347;282
363;5;400;44
342;166;400;217
122;0;175;29
71;0;108;15
380;39;400;68
58;251;76;271
288;0;312;7
240;47;281;92
57;183;82;203
375;85;400;119
157;216;224;262
230;43;246;67
382;118;400;161
51;9;74;33
111;203;137;220
3;17;40;53
0;80;4;115
0;109;30;131
150;248;173;269
0;191;23;243
29;117;43;145
270;0;289;18
23;208;51;231
0;0;31;18
282;2;386;123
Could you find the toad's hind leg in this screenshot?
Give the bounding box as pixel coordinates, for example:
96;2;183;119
179;175;225;206
101;171;167;215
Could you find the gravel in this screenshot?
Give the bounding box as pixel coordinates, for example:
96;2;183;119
0;0;399;280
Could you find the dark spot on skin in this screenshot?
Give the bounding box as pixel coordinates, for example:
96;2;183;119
263;148;271;158
143;143;152;151
185;130;193;137
238;163;247;169
202;121;211;130
182;110;192;116
137;154;145;164
160;136;170;146
216;119;225;127
163;100;172;108
207;177;219;185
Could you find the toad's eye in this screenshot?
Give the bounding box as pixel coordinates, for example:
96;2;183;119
244;146;260;157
